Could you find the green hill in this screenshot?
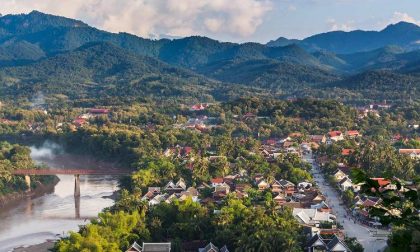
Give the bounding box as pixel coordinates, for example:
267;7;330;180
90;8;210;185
0;42;233;103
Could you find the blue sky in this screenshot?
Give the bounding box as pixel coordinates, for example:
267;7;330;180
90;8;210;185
1;0;420;43
255;0;420;42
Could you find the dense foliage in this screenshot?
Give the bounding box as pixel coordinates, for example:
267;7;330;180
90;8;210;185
0;141;52;195
1;12;420;105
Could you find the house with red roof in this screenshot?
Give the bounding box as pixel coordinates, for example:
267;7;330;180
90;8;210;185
370;178;396;191
73;117;87;127
341;149;354;156
190;103;208;111
210;178;224;188
328;131;344;142
399;149;420;159
346;130;361;138
310;135;326;144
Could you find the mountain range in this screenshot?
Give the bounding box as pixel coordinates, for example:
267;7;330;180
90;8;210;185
0;11;420;104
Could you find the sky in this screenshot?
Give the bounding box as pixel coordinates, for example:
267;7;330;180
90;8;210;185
0;0;420;43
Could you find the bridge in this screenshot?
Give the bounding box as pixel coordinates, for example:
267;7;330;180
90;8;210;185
12;169;129;176
12;168;130;197
12;168;130;219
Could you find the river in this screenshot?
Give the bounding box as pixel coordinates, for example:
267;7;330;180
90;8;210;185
0;147;121;252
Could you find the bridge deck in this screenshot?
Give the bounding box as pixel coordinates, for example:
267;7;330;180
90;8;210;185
12;169;130;176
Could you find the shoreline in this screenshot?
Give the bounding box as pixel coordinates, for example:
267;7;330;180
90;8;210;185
12;241;55;252
0;177;60;208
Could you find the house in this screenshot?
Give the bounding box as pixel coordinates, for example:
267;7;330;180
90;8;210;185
341;149;354;156
274;193;287;205
271;180;282;193
190;103;208;111
73;117;87;127
298;190;326;207
142;243;171;252
298;182;313;189
354;195;381;208
306;234;351;252
198;243;229;252
126;242;171;252
126;242;142;252
293;208;336;226
283;141;295;148
338;177;353;191
149;194;169;206
164;181;178;193
311;201;330;211
210;178;224;187
235;183;251;192
181;147;193;157
309;142;320;150
310;135;326;144
399;149;420;159
256;179;270;191
346;130;361;138
264;139;277;146
213;183;231;200
371;178;396;191
332;167;351;182
278;179;296;196
175;178;187;191
328;131;344;142
179;187;200;202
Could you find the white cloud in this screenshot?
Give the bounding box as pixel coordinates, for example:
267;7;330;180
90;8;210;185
390;12;420;26
0;0;273;39
327;18;354;31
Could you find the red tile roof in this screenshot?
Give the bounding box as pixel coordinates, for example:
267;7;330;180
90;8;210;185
371;178;391;187
328;131;342;137
341;149;354;156
211;178;224;184
346;130;360;136
399;149;420;154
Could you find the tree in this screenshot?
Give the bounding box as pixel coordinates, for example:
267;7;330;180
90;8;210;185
352;169;420;252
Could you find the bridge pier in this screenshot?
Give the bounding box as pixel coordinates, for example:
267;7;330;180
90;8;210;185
74;174;80;197
24;175;31;191
75;193;80;219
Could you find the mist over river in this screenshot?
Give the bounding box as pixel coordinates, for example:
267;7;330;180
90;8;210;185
0;143;121;252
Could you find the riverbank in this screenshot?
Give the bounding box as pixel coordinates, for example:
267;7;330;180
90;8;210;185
0;177;60;208
13;241;55;252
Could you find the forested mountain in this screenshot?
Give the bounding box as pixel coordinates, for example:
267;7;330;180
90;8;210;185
199;59;338;90
326;70;420;101
0;42;255;103
1;11;420;104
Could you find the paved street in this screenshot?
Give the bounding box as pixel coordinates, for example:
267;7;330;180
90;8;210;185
304;154;388;252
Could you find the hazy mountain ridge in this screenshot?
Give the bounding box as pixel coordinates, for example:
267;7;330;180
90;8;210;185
287;22;420;54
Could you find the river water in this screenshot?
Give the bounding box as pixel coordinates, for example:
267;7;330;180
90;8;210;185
0;149;121;252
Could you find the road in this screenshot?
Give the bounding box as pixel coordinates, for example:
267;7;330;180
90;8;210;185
304;154;388;252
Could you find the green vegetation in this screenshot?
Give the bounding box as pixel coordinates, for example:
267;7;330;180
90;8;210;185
1;12;420;105
55;197;302;252
1;11;420;252
0;141;53;195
